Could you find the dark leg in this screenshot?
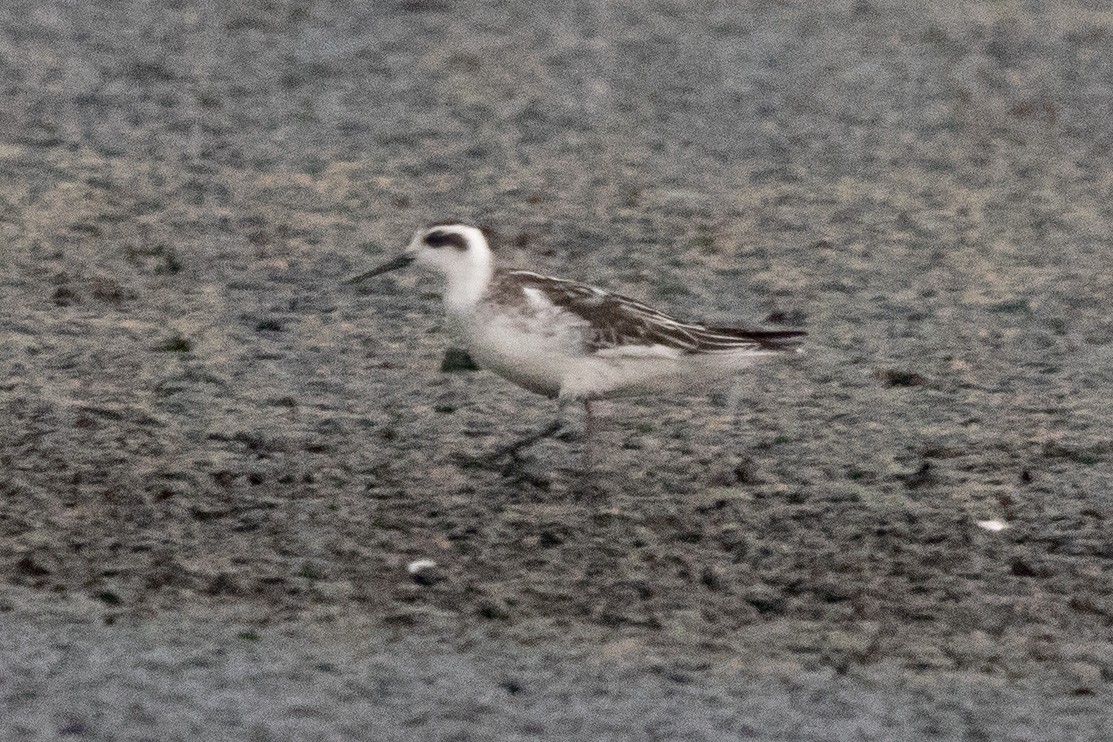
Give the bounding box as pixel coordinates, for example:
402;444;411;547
491;395;580;461
583;399;594;472
478;420;563;463
571;399;607;499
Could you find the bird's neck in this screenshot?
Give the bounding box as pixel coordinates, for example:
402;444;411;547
443;253;494;315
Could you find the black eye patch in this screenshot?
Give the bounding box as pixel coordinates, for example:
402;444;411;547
423;230;468;251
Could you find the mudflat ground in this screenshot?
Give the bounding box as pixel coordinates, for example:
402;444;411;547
2;1;1112;739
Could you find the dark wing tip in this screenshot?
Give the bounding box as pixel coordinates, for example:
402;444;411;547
706;326;807;351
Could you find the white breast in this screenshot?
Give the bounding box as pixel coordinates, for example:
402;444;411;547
452;307;583;398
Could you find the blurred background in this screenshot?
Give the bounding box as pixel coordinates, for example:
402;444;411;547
2;1;1112;739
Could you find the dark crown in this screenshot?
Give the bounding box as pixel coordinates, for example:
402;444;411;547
423;227;469;251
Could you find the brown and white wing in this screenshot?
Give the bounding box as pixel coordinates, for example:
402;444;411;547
491;270;805;356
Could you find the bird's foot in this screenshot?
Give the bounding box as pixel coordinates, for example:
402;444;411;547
456;421;564;468
549;462;602;500
554;428;581;443
451;449;514;471
451;450;552;489
564;471;604;501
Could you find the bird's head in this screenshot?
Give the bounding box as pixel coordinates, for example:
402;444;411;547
347;224;494;309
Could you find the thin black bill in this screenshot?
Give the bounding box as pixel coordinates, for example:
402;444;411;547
345;254;415;284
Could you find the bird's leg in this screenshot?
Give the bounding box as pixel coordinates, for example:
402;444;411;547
582;399;594;473
570;398;606;500
459;398;599;491
725;379;742;419
459;396;575;469
482;419;563;463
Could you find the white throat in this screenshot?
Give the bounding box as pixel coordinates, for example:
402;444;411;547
443;244;493;315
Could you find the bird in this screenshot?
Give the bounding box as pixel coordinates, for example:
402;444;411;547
347;223;805;472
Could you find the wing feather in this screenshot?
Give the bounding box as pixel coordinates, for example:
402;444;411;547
489;270;805;355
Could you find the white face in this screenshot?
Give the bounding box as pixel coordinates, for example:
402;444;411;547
405;224;488;277
347;224;493;307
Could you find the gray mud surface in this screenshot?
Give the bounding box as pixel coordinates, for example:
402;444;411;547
2;1;1112;739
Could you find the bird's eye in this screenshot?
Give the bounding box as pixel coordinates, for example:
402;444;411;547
423;230;468;251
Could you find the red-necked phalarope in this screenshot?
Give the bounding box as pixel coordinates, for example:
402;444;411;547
348;223;804;468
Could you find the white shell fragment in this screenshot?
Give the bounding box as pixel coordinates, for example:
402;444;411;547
406;559;438;574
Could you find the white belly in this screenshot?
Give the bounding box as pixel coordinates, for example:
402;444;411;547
452;308;766;401
457;313;575;398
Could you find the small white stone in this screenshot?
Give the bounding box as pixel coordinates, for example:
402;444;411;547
976;519;1008;532
406;559;437;574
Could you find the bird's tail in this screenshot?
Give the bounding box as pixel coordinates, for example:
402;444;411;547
706;326;807;353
